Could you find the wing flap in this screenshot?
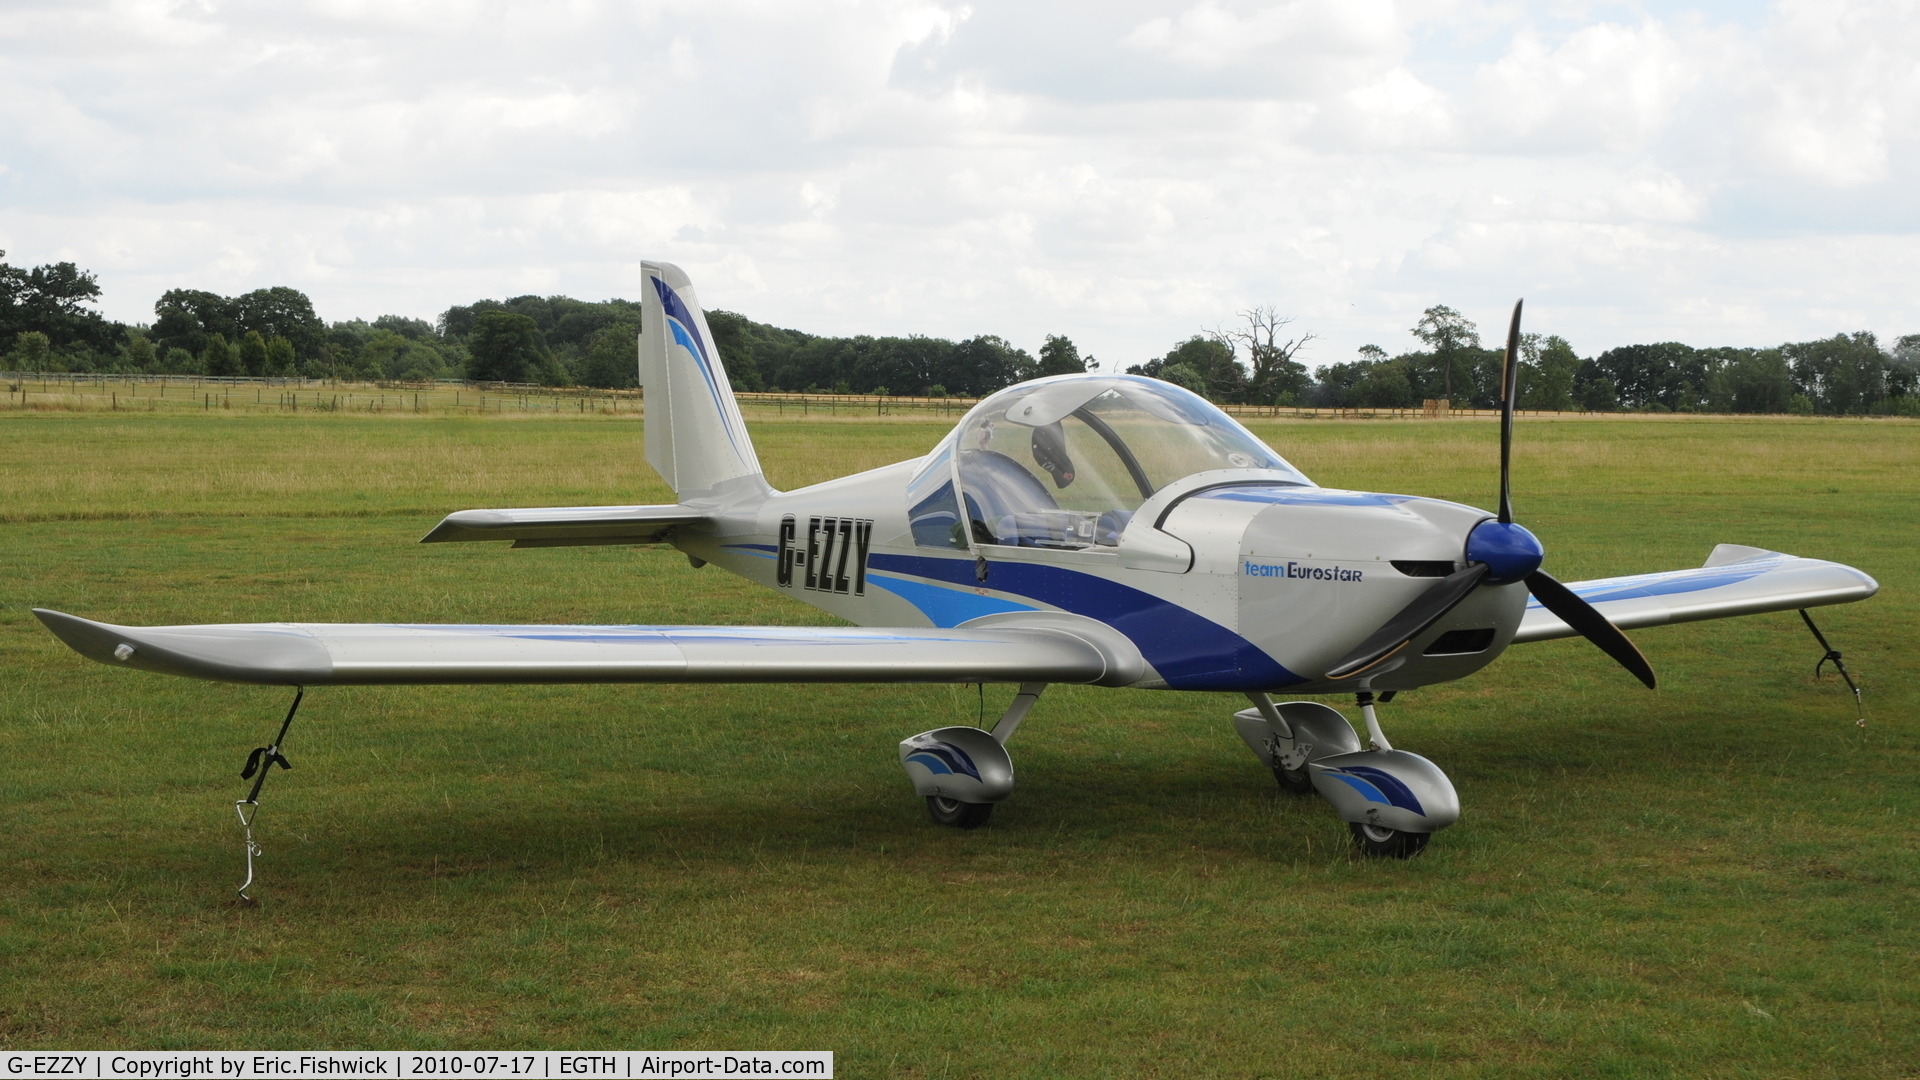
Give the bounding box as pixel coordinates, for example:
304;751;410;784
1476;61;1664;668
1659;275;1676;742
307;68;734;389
1513;546;1877;644
34;610;1114;687
419;504;706;546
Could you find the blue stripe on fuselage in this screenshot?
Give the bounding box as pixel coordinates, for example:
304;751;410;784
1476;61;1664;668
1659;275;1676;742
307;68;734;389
866;552;1302;691
865;572;1038;625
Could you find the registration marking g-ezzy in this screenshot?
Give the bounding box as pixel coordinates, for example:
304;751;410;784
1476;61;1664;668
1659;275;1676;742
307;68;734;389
10;1058;86;1076
1243;560;1365;582
777;514;873;596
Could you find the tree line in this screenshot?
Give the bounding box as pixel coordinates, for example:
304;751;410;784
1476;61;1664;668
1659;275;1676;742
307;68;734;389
1291;306;1920;417
3;249;1916;416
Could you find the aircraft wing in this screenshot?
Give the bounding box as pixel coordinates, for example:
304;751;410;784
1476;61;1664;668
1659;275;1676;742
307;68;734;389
419;504;706;547
1513;544;1878;644
33;610;1131;687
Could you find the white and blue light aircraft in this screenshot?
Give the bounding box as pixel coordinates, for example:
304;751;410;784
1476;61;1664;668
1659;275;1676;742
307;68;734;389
37;262;1879;860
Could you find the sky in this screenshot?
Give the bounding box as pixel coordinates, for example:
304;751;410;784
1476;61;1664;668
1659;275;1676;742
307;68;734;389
2;0;1917;370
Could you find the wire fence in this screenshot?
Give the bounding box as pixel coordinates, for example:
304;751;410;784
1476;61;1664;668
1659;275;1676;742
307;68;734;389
2;371;1888;422
731;391;1591;420
1;372;642;416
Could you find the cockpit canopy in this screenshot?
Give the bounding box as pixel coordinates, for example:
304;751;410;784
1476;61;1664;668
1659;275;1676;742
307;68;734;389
906;375;1310;551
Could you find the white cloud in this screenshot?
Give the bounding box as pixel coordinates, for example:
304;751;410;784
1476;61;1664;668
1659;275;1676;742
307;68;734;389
1610;171;1707;223
1323;67;1457;148
1468;21;1699;152
1123;0;1400;79
1729;0;1917;187
0;0;1917;366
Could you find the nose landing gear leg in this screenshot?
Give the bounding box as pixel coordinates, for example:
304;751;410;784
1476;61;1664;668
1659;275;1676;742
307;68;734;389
1232;691;1461;858
1356;691;1391;751
1345;693;1422;856
1314;692;1458;857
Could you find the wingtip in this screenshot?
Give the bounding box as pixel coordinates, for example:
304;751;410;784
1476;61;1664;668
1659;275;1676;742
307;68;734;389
419;513;473;544
33;606;93;634
31;608;126;664
31;609;330;683
420;509;512;543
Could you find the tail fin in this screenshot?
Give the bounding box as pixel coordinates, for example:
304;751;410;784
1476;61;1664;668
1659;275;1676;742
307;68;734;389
639;261;766;497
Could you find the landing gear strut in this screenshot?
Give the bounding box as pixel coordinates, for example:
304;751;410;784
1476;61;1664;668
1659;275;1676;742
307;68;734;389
1233;691;1459;858
899;683;1045;828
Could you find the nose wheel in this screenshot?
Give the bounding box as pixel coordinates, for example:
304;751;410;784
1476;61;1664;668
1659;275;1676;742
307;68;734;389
1349;821;1429;858
1235;693;1461;858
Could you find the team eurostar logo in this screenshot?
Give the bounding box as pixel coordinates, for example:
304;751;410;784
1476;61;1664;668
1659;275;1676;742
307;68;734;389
1243;560;1365;582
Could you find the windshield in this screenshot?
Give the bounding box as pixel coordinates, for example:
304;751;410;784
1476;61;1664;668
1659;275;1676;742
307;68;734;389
907;375;1307;551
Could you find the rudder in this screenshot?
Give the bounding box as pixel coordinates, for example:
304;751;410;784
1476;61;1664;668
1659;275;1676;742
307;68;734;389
639;261;765;497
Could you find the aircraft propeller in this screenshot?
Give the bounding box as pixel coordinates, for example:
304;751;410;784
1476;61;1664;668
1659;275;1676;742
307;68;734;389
1325;300;1656;689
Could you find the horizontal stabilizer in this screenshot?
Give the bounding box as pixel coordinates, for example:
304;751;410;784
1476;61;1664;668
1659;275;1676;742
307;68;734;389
33;609;1119;687
419;504;706;547
1513;545;1877;644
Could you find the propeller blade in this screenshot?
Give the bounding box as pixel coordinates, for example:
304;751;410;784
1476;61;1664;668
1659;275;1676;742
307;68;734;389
1326;563;1490;680
1498;299;1522;525
1524;570;1656;689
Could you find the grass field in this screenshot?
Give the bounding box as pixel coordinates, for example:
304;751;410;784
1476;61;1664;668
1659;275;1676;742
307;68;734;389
1;406;1914;1077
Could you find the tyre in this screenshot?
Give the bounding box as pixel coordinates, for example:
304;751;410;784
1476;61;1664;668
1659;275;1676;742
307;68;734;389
926;795;994;829
1349;821;1430;858
1274;763;1315;795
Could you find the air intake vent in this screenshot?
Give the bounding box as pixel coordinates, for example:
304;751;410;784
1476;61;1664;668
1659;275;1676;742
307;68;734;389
1391;560;1456;577
1424;628;1496;656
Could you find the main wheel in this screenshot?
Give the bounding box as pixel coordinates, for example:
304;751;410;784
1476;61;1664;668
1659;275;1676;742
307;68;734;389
927;796;994;829
1273;763;1314;795
1349;821;1429;858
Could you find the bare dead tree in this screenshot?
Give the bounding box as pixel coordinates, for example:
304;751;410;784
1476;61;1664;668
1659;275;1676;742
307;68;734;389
1212;305;1315;404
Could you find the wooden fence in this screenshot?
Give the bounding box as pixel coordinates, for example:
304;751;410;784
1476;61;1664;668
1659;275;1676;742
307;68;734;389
7;371;1884;421
729;390;1598;420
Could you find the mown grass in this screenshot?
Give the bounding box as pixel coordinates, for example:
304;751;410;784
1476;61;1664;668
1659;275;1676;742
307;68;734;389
1;408;1914;1077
